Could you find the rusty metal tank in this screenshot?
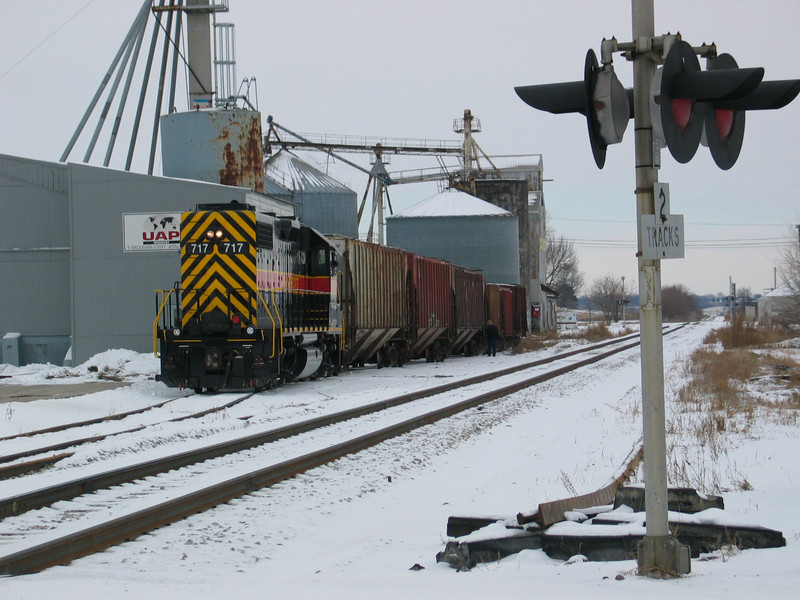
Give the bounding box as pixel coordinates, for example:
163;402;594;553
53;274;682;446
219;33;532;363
160;108;265;193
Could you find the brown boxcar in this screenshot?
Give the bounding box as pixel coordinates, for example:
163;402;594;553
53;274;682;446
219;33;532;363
486;282;527;349
452;266;485;355
510;283;528;339
408;253;453;361
329;236;409;366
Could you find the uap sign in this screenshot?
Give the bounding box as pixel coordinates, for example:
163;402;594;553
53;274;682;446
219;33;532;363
123;213;181;252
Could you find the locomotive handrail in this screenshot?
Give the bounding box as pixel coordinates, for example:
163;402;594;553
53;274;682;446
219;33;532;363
153;288;179;358
257;290;280;358
269;288;285;356
337;273;348;351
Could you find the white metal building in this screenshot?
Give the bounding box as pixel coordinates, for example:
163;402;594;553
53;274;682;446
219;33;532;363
0;154;292;366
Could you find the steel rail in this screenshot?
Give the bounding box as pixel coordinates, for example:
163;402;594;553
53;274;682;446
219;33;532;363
0;398;173;444
0;328;688;575
0;394;253;467
0;331;657;519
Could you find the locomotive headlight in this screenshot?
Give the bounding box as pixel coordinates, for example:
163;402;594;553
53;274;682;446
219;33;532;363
172;328;181;337
246;326;256;335
205;230;215;238
215;229;224;238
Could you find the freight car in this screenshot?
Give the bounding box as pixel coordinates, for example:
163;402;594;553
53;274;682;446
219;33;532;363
154;202;527;391
485;283;528;350
330;236;468;366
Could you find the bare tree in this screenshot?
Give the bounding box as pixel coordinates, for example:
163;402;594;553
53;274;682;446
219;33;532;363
779;225;800;287
545;224;584;308
772;225;800;326
737;286;754;303
588;274;624;323
662;284;702;321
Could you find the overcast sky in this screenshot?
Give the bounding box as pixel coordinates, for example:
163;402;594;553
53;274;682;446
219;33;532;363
1;0;798;296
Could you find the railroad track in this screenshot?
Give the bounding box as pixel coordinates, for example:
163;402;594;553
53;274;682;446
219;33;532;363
0;326;684;575
0;393;255;476
1;330;649;472
1;330;649;499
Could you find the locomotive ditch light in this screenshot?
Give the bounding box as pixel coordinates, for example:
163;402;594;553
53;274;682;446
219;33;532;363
172;328;181;337
246;326;256;335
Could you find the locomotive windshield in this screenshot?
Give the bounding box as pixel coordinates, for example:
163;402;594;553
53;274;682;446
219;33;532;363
310;248;329;276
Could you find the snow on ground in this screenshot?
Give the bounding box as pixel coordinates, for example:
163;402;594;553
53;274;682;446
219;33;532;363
0;349;159;385
1;319;798;599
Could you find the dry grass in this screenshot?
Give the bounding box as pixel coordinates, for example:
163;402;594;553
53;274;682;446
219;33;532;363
664;321;800;493
512;330;560;353
514;323;637;354
703;316;795;349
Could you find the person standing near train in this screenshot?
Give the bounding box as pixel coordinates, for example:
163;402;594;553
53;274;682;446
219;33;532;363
486;320;499;357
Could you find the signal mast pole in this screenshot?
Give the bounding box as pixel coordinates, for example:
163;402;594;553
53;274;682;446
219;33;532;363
631;0;689;575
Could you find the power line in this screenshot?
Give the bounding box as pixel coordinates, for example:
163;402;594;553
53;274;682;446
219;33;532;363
0;0;98;80
553;216;791;228
572;238;794;249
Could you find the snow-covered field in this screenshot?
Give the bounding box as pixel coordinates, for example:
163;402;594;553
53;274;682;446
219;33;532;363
1;318;798;599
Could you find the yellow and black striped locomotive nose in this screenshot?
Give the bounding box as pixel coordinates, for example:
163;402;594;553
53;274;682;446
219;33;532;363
180;210;258;328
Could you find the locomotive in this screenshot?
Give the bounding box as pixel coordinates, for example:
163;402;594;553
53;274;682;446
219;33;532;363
154;201;527;392
154;202;342;392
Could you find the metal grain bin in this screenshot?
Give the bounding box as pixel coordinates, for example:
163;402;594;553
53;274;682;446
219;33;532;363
265;150;358;238
408;253;453;360
452;266;485;354
386;189;520;285
329;236;408;366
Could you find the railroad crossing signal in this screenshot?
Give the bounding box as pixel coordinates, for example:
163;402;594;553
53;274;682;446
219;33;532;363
651;40;800;168
513;21;800;578
517;39;800;169
515;49;631;169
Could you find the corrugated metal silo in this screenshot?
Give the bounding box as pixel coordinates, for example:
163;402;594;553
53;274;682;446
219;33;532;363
265;150;358;238
386;188;520;284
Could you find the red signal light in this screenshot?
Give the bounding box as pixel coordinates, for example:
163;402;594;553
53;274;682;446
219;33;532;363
714;109;734;139
671;98;693;132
